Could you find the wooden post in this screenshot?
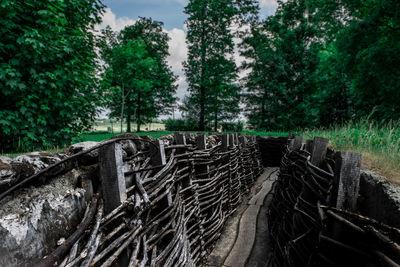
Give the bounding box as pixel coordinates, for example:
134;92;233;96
99;142;127;214
289;135;303;151
310;137;329;166
234;133;239;146
174;132;186;154
229;134;235;148
333;152;362;211
174;132;186;146
239;136;247;146
196;134;206;150
305;139;313;153
222;134;229;152
195;134;207;185
151;139;166;169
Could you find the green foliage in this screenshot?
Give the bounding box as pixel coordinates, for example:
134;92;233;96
241;0;322;130
242;0;400;130
0;0;104;152
164;119;199;131
98;18;177;132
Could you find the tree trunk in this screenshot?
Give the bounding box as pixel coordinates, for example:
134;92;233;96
200;85;205;131
214;108;218;132
120;84;125;133
199;6;206;131
127;114;131;132
136;93;141;132
261;95;266;128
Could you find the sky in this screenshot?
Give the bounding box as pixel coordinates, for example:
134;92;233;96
98;0;280;118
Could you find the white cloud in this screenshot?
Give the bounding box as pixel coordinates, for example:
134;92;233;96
165;28;187;76
173;0;186;5
259;0;279;10
164;28;188;100
96;8;136;32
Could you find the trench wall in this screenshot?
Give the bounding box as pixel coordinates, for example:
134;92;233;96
267;136;400;267
0;133;262;266
359;170;400;228
2;134;399;267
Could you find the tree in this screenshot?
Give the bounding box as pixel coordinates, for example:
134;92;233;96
241;0;400;130
98;18;177;132
0;0;104;151
334;0;400;121
242;0;323;130
183;0;257;131
241;23;288;129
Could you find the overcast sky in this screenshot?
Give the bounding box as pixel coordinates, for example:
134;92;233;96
98;0;280;118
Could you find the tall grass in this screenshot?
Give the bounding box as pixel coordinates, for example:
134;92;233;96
302;119;400;182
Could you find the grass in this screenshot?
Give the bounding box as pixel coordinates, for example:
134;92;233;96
301;119;400;183
241;130;291;137
75;131;173;142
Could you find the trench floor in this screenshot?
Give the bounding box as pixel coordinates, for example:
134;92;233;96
206;167;277;267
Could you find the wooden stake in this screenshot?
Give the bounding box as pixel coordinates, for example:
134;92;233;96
289;135;303;151
222;134;229;152
333;152;362;211
196;134;206;150
310;137;329;166
99;143;127;214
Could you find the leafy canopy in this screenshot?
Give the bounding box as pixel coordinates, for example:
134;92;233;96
0;0;104;151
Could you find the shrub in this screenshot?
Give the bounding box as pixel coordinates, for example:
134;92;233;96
164;119;199;131
220;122;244;132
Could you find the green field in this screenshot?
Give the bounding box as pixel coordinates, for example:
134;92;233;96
76;131;173;142
91;119;165;132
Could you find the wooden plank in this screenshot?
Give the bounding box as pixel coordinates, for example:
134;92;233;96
234;133;239;146
99;142;127;214
289;135;303;151
310;137;329;166
222;134;229;152
196;134;206;150
194;134;207;187
239;136;247;146
229;134;235;148
305;139;313;153
334;152;362;211
174;133;186;154
174;132;186;145
151;139;166;167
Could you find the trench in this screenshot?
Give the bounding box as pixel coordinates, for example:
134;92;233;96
0;134;400;267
